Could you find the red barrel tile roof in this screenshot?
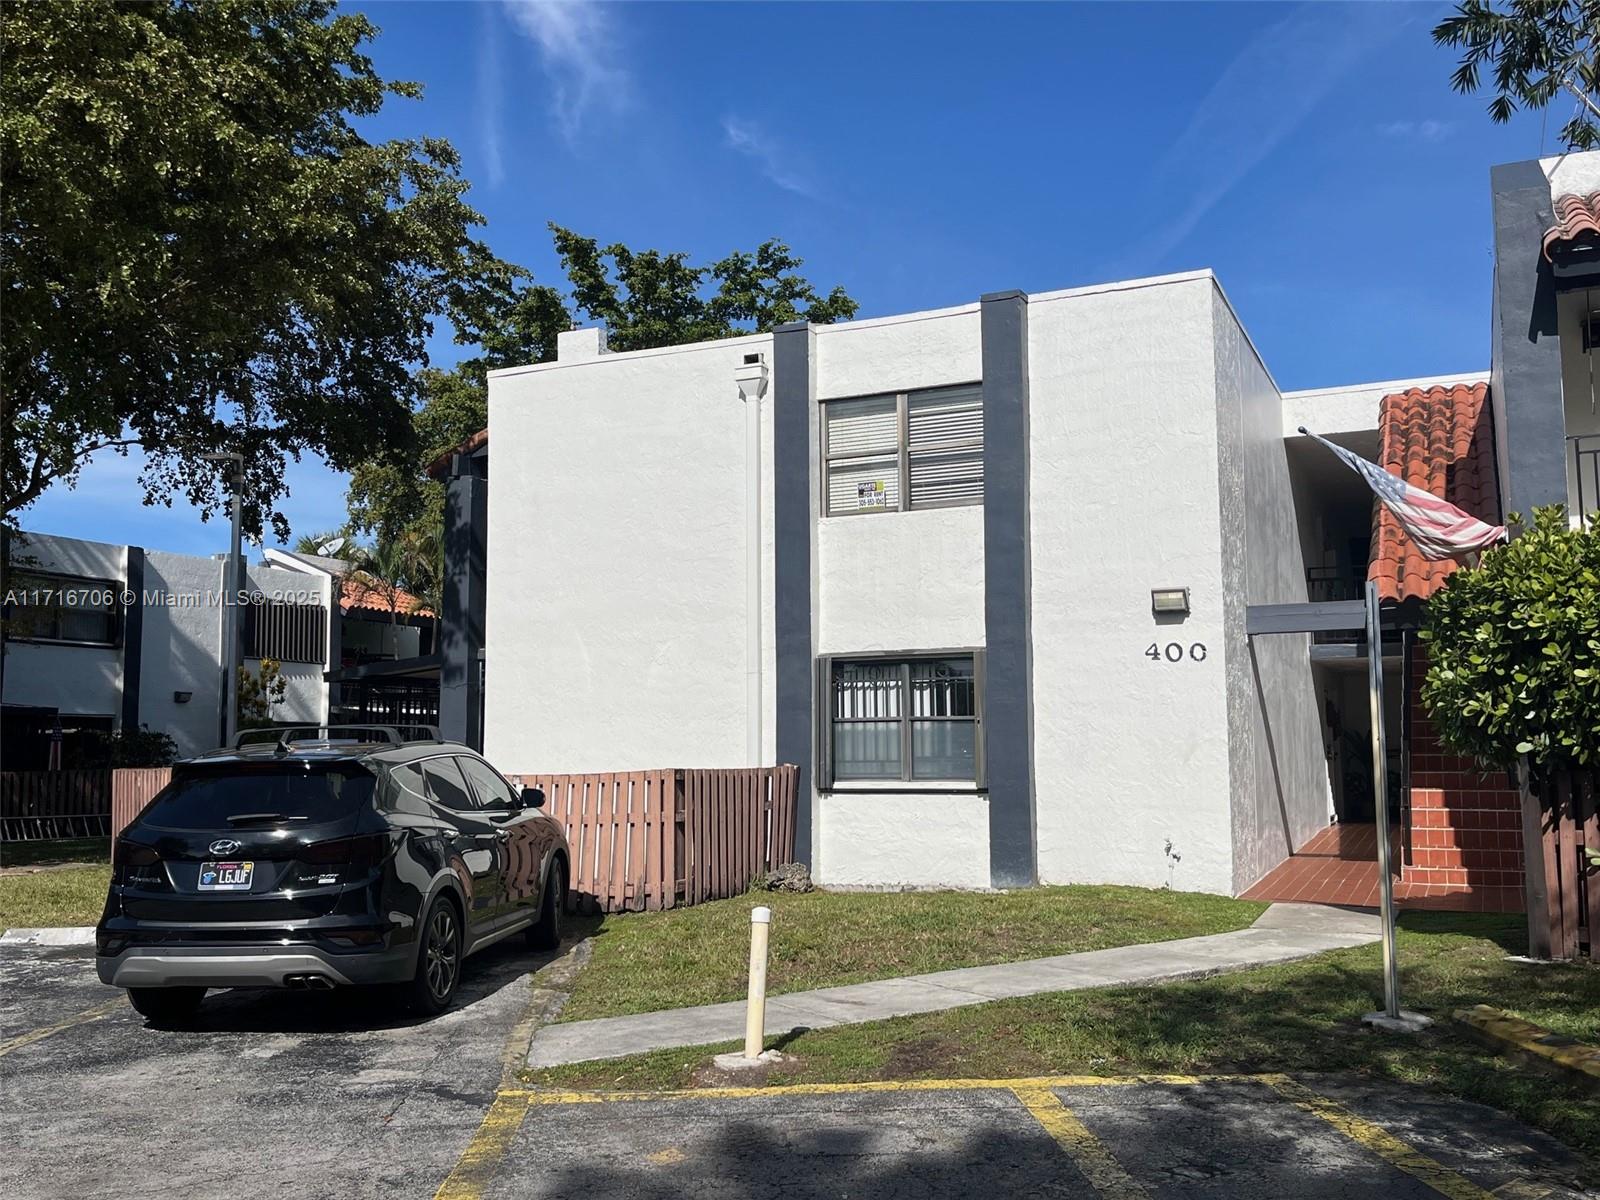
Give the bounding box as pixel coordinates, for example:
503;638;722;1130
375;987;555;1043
1368;381;1500;604
1543;192;1600;260
341;575;432;619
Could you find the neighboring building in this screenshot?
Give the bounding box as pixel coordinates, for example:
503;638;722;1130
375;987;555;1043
2;532;335;762
265;549;443;734
303;427;488;752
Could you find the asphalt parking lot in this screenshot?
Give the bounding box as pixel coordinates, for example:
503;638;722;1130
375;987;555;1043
3;942;1598;1200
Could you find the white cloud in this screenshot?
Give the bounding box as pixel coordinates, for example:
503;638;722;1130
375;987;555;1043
1378;119;1454;142
502;0;628;139
477;6;506;186
1128;4;1408;267
722;115;822;200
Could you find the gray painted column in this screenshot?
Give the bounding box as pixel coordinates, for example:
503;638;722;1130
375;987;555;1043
1490;159;1569;518
981;290;1038;888
121;547;144;732
440;452;487;749
772;320;817;866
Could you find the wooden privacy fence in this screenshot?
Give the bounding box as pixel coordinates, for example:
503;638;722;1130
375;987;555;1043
1532;766;1598;962
110;768;174;857
1;770;112;840
510;766;799;914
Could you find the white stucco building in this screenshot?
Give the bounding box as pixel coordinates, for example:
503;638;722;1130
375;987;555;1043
2;532;334;762
480;270;1440;896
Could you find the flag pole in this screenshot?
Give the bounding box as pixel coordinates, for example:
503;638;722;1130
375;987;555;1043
1363;580;1401;1020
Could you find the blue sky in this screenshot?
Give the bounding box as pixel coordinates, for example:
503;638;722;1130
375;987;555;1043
26;0;1555;556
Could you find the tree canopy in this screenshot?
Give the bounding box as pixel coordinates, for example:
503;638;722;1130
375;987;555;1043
1434;1;1600;148
1421;506;1600;771
2;0;515;540
342;225;858;580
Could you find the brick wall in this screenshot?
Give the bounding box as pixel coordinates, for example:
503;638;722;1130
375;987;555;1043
1405;645;1523;891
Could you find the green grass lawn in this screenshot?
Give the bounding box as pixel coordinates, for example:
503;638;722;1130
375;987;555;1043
0;866;110;928
1;837;111;869
558;885;1265;1023
530;912;1600;1157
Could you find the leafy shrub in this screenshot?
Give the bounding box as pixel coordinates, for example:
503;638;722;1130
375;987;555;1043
1420;506;1600;770
82;727;178;768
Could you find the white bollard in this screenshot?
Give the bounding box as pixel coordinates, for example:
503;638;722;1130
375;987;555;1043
742;905;771;1059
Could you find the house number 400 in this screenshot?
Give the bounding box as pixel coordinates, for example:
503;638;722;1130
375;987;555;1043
1145;642;1207;663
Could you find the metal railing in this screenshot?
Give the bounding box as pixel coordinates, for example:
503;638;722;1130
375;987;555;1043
1571;434;1600;528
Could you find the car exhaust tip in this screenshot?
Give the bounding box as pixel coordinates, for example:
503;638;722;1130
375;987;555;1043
284;973;335;990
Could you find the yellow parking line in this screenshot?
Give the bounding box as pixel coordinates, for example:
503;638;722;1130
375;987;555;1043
0;998;123;1058
1013;1086;1150;1200
1259;1075;1497;1200
515;1073;1209;1105
432;1091;532;1200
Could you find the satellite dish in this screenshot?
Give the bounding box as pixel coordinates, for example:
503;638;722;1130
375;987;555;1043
317;536;346;557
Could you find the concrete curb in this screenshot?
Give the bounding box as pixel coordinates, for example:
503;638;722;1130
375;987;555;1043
1454;1004;1600;1085
0;927;96;947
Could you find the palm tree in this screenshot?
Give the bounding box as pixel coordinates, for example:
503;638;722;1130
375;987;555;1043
346;539;412;625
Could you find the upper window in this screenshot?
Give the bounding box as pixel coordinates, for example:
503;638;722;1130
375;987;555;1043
823;654;983;784
1;572;121;646
822;384;983;516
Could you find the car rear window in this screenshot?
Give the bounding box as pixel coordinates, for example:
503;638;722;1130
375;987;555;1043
137;766;377;830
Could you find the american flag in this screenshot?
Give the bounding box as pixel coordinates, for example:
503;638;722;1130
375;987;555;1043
1300;428;1506;561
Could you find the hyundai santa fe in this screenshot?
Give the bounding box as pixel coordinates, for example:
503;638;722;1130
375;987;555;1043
97;726;569;1024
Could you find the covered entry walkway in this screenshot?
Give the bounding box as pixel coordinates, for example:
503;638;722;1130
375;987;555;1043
1242;824;1523;912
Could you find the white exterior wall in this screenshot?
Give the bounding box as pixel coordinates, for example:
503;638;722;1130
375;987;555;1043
484;333;777;775
2;533;126;725
140;549;226;756
1028;275;1236;894
812;306;989;888
1212;289;1334;892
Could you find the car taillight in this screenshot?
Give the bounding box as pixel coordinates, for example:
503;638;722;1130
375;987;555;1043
114;840;167;888
296;833;389;882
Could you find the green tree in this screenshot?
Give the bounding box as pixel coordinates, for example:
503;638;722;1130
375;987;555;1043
342;226;856;577
1;0;518;540
551;225;859;352
238;657;288;730
1434;1;1600;148
1420;506;1600;770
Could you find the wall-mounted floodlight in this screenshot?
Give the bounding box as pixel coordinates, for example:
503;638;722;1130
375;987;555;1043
1151;587;1191;616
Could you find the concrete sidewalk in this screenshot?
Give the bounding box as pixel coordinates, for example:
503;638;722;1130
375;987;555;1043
525;902;1380;1068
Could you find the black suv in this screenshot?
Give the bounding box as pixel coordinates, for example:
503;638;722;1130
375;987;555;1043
97;726;569;1024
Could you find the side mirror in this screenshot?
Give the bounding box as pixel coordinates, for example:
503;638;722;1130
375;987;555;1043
521;785;546;810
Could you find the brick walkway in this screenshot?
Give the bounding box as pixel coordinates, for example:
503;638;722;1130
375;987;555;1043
1240;825;1524;912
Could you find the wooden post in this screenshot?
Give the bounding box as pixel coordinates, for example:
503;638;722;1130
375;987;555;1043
1519;757;1554;960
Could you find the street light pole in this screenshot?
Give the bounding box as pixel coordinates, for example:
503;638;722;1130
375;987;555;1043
204;452;244;748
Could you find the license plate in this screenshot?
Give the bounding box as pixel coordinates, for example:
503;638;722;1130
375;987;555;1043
198;861;254;891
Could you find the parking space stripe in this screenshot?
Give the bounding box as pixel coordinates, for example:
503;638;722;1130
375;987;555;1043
0;999;123;1058
433;1091;532;1200
1012;1086;1151;1200
516;1073;1209;1105
1259;1074;1498;1200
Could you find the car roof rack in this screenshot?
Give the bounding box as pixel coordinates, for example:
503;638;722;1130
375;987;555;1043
232;724;442;751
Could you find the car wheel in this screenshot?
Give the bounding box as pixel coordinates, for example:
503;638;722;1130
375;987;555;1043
526;861;564;951
406;894;463;1016
127;986;205;1025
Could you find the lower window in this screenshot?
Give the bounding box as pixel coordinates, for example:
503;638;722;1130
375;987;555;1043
823;653;983;784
